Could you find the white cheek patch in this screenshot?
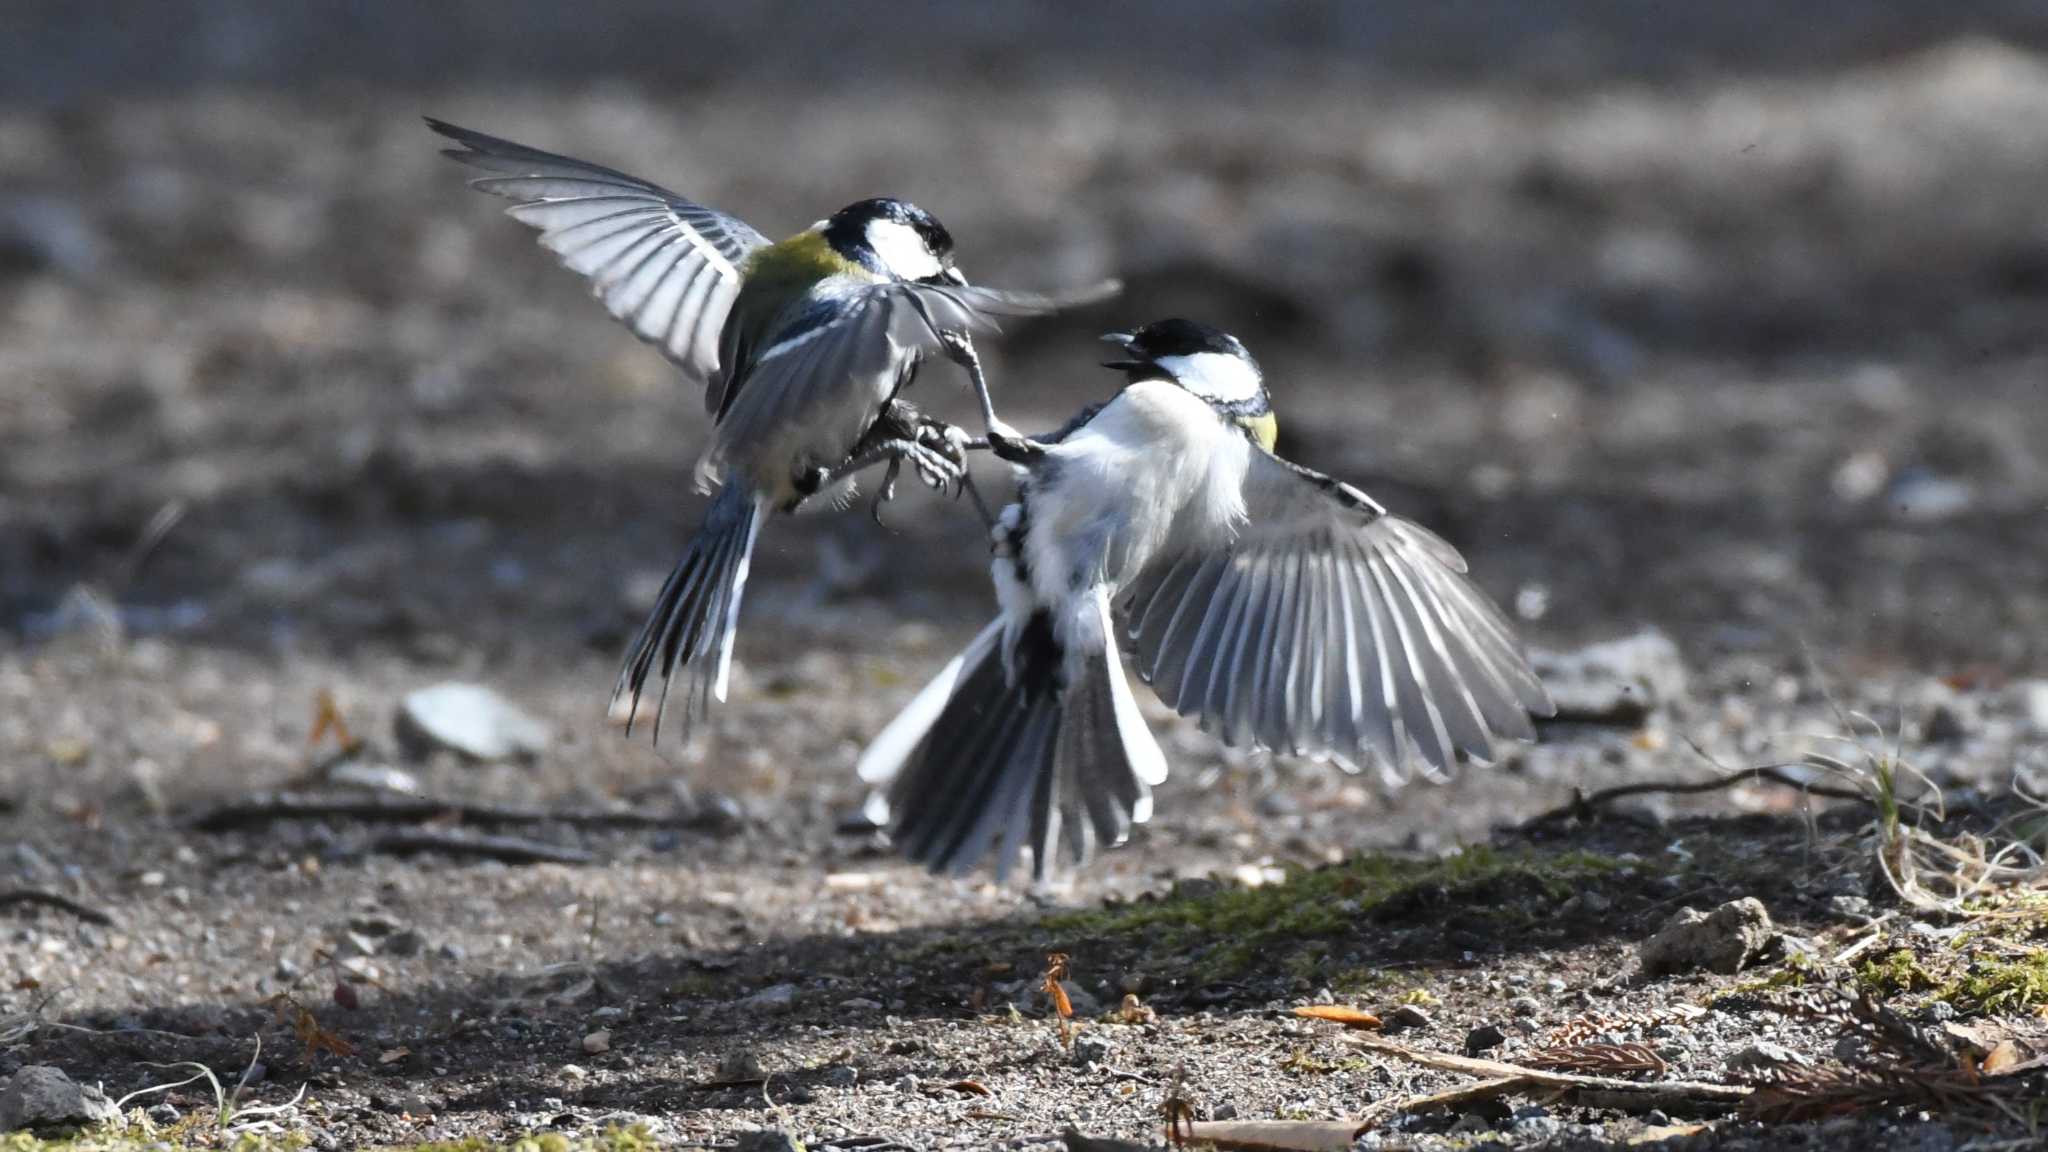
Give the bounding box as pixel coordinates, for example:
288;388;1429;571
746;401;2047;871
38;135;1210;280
863;219;944;280
1155;352;1262;403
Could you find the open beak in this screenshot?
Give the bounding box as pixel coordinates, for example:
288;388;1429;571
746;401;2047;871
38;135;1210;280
1099;331;1142;370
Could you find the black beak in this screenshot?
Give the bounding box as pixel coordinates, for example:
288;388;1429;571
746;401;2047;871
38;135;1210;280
940;266;968;287
1099;331;1142;370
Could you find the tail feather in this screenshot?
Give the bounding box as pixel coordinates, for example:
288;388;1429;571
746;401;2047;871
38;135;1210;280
615;483;765;742
862;590;1169;881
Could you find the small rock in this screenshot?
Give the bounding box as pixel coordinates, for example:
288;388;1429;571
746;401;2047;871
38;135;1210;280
893;1074;920;1095
1255;791;1299;818
820;1065;858;1088
1530;629;1689;725
715;1049;765;1082
2015;680;2048;737
582;1030;610;1054
370;1091;428;1115
560;1064;588;1081
1061;980;1103;1017
1887;470;1974;522
1507;995;1542;1018
1639;897;1773;976
838;997;882;1012
323;760;422;795
1834;1035;1869;1062
1827;894;1873;923
336;931;380;959
1465;1023;1508;1055
734;1129;801;1152
736;983;798;1014
395;682;551;763
0;1065;121;1131
1071;1031;1113;1067
1727;1041;1809;1072
146;1102;180;1126
1385;1004;1433;1032
382;930;426;957
1923;704;1966;745
276;957;302;981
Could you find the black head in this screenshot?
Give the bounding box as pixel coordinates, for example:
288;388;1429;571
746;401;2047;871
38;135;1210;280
822;197;960;283
1102;318;1264;402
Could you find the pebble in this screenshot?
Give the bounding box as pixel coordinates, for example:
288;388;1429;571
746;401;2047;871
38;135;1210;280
1827;894;1874;923
1508;995;1542;1017
1465;1023;1508;1055
716;1050;765;1082
1639;897;1773;976
382;929;425;957
1727;1041;1809;1071
394;682;551;763
2017;680;2048;736
1385;1004;1433;1032
0;1066;121;1131
1071;1031;1114;1067
736;983;798;1014
581;1030;610;1054
1923;704;1966;744
734;1130;801;1152
820;1065;858;1088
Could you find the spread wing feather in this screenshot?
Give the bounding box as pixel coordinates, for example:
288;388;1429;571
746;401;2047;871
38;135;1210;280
430;118;768;386
1118;449;1552;778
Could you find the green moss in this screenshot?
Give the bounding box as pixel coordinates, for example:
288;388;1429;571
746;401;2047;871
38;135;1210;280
1042;845;1620;982
1856;948;1944;998
1955;954;2048;1014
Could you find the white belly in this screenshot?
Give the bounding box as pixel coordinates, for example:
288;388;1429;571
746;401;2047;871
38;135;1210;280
1019;382;1250;612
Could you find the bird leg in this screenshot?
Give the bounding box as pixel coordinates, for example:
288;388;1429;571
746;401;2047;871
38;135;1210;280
815;400;969;522
937;329;1036;459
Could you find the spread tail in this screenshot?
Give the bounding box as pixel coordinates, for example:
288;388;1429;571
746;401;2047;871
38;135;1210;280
615;482;765;742
858;590;1167;881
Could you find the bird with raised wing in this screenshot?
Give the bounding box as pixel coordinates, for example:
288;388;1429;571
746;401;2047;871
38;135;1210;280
858;319;1554;880
429;119;1117;739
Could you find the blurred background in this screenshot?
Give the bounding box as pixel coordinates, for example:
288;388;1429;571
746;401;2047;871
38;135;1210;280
5;1;2048;853
4;6;2048;1141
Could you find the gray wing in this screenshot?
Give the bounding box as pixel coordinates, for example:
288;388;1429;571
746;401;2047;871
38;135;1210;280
1117;449;1554;781
703;277;1120;476
430;118;769;386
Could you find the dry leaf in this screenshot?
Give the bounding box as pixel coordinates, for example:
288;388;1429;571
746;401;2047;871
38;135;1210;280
1045;953;1073;1017
13;977;39;991
944;1079;993;1097
378;1047;411;1065
332;980;361;1011
1293;1005;1383;1030
1980;1039;2023;1075
310;688;354;750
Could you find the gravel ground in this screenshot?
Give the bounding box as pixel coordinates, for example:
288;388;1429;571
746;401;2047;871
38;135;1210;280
3;6;2048;1149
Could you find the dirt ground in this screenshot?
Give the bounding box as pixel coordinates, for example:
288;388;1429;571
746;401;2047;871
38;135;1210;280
4;5;2048;1149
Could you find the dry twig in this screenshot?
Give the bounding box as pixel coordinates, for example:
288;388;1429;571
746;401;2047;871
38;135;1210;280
189;790;697;833
365;828;595;866
0;888;114;925
1345;1034;1752;1112
1518;764;1872;831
